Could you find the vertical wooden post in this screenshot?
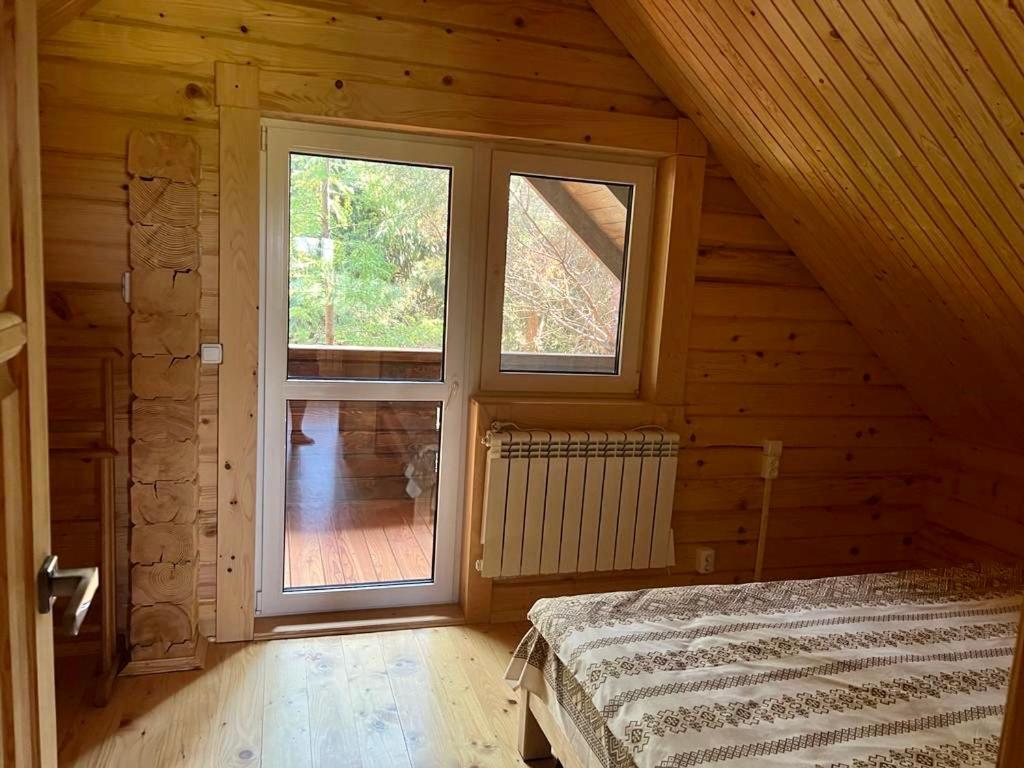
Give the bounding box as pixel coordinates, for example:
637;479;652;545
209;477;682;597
640;120;706;405
123;130;206;674
517;690;552;761
215;63;260;642
460;400;493;623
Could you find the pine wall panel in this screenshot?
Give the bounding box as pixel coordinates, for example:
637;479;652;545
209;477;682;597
680;162;930;582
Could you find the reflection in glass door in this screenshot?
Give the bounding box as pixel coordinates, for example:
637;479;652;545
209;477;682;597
260;123;472;615
284;399;442;590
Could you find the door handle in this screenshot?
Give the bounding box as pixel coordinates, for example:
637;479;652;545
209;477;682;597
37;555;99;637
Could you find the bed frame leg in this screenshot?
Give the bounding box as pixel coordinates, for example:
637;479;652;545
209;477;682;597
517;689;552;760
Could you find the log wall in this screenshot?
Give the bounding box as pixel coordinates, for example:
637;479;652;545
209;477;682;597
124;131;205;671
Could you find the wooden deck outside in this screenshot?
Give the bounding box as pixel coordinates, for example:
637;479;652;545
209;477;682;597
284;401;436;589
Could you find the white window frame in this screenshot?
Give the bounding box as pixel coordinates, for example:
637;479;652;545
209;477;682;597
481;150;655;395
257;119;473;616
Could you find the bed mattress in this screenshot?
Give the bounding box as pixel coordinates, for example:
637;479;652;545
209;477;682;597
505;564;1023;768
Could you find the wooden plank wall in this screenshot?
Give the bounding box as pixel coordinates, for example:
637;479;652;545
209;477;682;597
483;158;931;622
917;439;1024;566
681;156;931;576
37;0;676;637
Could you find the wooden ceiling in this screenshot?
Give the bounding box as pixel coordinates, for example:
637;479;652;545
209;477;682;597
592;0;1024;449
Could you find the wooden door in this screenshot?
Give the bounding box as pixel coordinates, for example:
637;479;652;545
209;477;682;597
1;0;58;765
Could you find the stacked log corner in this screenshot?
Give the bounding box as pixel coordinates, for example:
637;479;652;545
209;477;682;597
123;131;206;674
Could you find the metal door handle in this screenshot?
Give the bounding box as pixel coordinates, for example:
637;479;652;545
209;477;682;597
37;555;99;636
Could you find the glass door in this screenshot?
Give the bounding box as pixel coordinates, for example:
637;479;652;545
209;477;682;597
260;122;472;615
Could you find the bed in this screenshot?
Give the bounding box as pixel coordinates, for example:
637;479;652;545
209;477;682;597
505;564;1023;768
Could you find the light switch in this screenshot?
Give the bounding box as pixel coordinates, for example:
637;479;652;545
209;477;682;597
200;343;223;365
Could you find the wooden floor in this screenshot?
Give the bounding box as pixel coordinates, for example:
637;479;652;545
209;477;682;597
57;624;550;768
285;402;435;589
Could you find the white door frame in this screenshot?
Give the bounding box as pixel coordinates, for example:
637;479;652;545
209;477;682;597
258;120;472;616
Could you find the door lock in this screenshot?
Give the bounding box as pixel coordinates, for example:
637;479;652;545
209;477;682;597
37;555;99;637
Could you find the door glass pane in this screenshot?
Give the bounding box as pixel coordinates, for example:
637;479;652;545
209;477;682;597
284;399;441;590
287;153;452;381
500;174;633;375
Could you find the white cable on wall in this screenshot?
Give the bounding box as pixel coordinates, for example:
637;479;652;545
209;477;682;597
754;440;783;581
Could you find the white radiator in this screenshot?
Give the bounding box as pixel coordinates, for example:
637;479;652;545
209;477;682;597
480;429;679;578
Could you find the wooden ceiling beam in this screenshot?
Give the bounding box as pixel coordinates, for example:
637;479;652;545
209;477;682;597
526;178;625;276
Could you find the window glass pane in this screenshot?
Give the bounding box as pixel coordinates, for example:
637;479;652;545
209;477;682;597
500;174;632;375
287;153;451;381
284;399;441;590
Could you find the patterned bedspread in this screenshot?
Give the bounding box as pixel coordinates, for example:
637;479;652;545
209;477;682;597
505;565;1023;768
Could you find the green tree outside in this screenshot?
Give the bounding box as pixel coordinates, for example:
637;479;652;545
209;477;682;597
288;153;449;351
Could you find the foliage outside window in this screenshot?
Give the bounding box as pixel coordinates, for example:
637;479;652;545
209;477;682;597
287;153;451;353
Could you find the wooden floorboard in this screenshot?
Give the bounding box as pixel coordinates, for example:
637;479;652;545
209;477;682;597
284;403;435;589
57;624;552;768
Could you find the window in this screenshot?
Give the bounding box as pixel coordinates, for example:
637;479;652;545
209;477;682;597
286;153;452;382
482;151;654;393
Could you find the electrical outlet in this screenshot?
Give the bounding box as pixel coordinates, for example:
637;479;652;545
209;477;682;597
695;546;715;574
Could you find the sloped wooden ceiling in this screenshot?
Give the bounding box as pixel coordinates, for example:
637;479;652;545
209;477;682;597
592;0;1024;449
